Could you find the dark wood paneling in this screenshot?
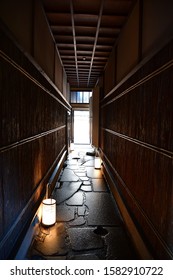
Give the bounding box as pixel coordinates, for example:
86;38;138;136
0;53;67;148
101;65;173;152
55;50;63;93
116;0;139;83
104;46;116;96
142;0;173;57
34;0;55;81
0;0;33;54
100;39;173;259
2;130;66;233
0;24;70;259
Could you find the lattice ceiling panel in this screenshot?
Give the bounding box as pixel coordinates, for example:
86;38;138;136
42;0;135;88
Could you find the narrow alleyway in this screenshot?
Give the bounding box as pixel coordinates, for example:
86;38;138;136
27;146;138;260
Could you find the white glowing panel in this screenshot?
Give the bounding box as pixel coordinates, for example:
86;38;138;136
42;198;56;226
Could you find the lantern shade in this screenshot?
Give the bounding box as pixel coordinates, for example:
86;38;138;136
94;157;101;169
70;142;74;151
42;198;56;226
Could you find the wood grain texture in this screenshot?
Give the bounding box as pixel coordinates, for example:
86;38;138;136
100;39;173;259
0;25;69;259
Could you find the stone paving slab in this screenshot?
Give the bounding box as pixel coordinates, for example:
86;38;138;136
56;205;75;222
80;184;92;192
82;180;92;185
66;165;79;170
68;254;99;260
92;178;108;192
53;182;82;204
66;159;79;165
74;172;87;177
44;255;67;260
79;176;89;181
69;216;86;226
85;193;121;226
83;159;95;167
30;250;67;260
27;147;138;260
104;227;137;259
73;165;86;169
60;169;79;182
66;191;84;206
68;228;104;251
78;159;86;165
73;169;86;173
77;206;87;216
32;223;68;256
84;155;95;160
85;167;103;178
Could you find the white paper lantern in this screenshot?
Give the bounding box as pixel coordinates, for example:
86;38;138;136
42;198;56;226
70;142;74;151
94;157;102;169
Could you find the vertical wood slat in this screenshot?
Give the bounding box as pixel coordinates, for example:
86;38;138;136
100;39;173;259
0;25;70;259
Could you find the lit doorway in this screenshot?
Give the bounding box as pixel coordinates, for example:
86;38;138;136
73;110;90;144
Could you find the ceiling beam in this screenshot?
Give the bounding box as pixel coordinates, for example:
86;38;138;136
70;0;79;87
87;0;104;87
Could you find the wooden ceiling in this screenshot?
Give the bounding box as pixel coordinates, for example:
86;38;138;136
42;0;135;89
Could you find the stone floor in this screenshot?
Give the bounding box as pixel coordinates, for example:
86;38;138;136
27;145;138;260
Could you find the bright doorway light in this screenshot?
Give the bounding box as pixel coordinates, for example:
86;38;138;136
74;110;90;144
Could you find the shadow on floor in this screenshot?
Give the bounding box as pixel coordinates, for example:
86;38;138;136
27;146;139;260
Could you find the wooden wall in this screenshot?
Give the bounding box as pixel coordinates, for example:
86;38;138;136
0;0;33;54
0;0;69;100
0;0;71;259
142;0;173;57
101;0;173;259
116;0;140;83
34;0;55;82
104;47;116;96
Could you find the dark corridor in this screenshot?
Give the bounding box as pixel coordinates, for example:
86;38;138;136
27;146;138;260
0;0;173;260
